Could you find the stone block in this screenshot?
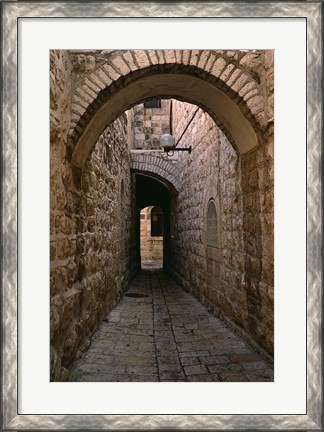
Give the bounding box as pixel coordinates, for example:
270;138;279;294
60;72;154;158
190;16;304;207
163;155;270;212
57;238;72;260
240;53;262;69
66;259;78;285
50;213;55;237
111;56;131;76
184;364;208;375
84;77;101;94
267;94;274;119
51;266;67;298
226;68;242;87
247;169;259;191
72;103;86;117
245;256;262;280
122;51;138;71
50;303;60;338
164;50;176;64
243;232;262;256
254;110;267;126
210;57;227;78
87;217;95;232
261;190;274;213
55;215;73;235
247;95;264;113
135;133;145;141
102;64;120;81
147;50;159;65
199;355;230;365
88;73;106;90
239;82;257;99
133;50;150;68
86;199;94;217
266;71;274;92
62;328;79;364
50;241;56;262
205;53;217;71
262;235;274;261
220;63;235;81
81;84;96;99
189;50;200;66
264;50;274;70
231;73;249;92
182;50;191;65
243;194;261;213
96;68;112;86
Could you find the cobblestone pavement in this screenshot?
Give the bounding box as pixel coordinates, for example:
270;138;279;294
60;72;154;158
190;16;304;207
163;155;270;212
69;270;274;382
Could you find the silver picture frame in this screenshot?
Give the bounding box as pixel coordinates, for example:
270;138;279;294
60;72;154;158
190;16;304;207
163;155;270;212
1;1;322;430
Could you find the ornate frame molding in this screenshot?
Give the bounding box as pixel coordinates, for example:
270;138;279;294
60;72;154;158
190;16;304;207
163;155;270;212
1;1;322;430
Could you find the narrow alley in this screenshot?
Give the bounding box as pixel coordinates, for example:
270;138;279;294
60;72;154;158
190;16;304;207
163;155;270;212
50;50;274;382
70;270;273;382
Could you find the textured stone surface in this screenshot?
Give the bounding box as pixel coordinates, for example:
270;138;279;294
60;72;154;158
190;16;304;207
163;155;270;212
69;271;273;382
131;151;180;192
68;49;274;164
169;100;274;356
50;49;274;381
50;52;137;380
51;115;136;380
140;206;163;263
133;100;170;150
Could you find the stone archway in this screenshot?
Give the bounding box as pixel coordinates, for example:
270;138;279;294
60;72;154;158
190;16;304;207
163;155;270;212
50;49;274;381
68;50;273;168
131;152;180;192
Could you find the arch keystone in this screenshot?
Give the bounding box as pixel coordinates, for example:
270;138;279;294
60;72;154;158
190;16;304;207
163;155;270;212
164;50;176;64
147;50;159;65
122;51;137;71
133;50;150;68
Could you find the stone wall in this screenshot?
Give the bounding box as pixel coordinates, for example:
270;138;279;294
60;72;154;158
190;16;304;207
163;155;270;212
133;100;171;149
240;131;274;354
50;50;73;380
50;51;135;381
50;49;274;380
169;98;274;358
140;206;163;262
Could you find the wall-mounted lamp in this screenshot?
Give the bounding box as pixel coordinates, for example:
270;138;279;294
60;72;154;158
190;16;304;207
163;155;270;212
160;134;192;156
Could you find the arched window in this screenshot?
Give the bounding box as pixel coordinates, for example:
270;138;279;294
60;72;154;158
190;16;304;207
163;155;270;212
207;200;218;247
151;207;163;237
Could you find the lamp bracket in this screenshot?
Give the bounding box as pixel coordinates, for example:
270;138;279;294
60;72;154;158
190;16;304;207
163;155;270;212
163;145;192;154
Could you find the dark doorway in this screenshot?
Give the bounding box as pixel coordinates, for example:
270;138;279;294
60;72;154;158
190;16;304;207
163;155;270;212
135;174;172;271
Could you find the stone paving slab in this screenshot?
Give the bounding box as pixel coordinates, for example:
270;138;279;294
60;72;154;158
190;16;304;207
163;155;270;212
69;270;274;382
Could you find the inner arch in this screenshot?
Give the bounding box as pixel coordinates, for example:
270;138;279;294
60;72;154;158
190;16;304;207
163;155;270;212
72;73;259;168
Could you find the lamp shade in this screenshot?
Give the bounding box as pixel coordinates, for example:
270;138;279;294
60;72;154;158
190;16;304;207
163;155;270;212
160;134;175;149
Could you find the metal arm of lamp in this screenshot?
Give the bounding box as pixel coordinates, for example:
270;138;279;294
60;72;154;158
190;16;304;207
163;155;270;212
160;134;192;156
